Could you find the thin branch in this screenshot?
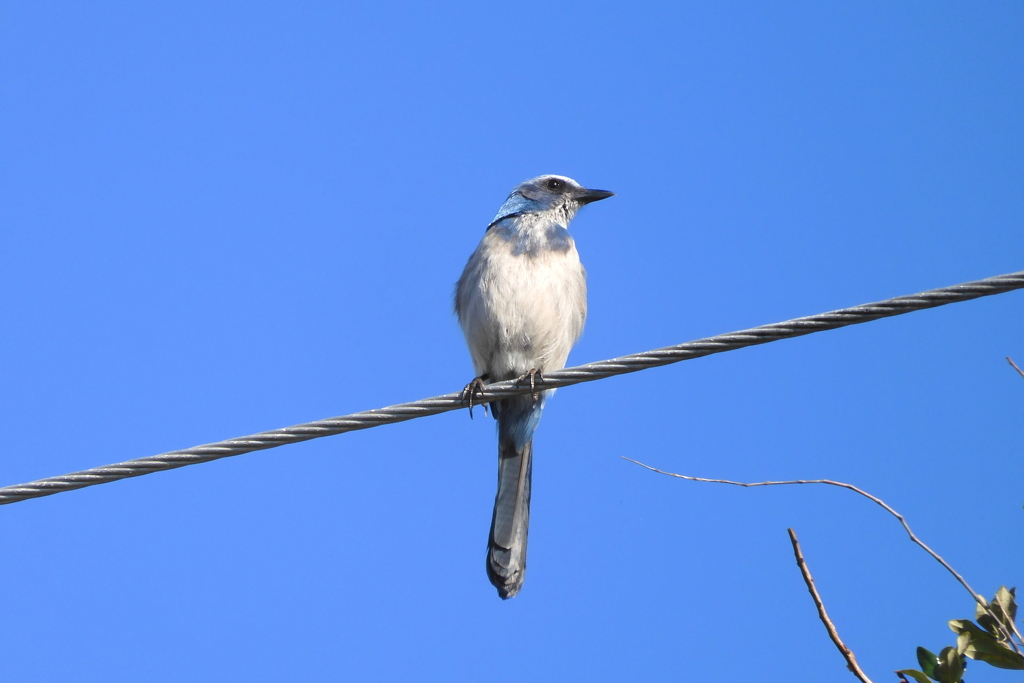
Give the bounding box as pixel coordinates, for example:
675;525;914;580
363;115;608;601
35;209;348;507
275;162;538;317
788;528;875;683
1008;357;1024;380
623;458;1024;650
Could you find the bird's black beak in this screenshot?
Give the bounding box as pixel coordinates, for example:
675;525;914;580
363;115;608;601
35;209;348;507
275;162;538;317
576;188;615;206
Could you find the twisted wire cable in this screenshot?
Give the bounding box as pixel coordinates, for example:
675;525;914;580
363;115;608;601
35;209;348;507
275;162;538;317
1;269;1021;507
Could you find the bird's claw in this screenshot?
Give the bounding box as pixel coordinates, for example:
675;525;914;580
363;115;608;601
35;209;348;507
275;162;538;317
461;377;489;419
516;369;544;404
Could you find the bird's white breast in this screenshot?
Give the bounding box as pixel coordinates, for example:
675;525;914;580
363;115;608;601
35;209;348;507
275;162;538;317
457;225;587;381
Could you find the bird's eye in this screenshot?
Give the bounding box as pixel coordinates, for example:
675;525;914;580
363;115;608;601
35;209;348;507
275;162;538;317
546;178;564;191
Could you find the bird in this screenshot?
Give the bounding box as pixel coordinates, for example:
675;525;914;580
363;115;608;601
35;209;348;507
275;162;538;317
454;174;613;599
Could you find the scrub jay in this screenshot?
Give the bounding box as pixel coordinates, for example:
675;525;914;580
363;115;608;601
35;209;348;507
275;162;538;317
454;175;613;599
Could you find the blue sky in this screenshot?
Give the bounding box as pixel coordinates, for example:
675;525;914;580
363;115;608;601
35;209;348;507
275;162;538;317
1;2;1022;681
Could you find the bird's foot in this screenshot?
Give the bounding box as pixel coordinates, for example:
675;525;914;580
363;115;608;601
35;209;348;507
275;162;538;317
515;369;544;403
461;376;489;419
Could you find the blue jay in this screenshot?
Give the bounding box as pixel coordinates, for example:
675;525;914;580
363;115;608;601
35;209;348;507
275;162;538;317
454;175;613;599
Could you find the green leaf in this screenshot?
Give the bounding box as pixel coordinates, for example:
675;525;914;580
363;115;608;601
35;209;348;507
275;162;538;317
975;589;1018;641
935;646;964;683
896;669;935;683
968;643;1024;670
994;586;1018;627
950;618;994;646
975;596;989;621
975;597;1004;638
974;648;1024;670
977;612;1003;638
955;632;970;656
949;619;980;637
917;647;939;677
948;619;1024;670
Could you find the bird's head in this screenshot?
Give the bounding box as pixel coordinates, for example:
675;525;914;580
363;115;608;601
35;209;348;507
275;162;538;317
490;175;614;228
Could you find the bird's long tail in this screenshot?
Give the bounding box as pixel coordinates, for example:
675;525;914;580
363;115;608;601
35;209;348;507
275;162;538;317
487;392;546;599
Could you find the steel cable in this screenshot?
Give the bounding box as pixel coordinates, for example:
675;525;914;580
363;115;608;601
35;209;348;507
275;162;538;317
1;269;1021;506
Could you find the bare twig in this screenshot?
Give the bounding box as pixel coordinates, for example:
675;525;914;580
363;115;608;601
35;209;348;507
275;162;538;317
623;458;1024;650
788;528;875;683
1008;357;1024;380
